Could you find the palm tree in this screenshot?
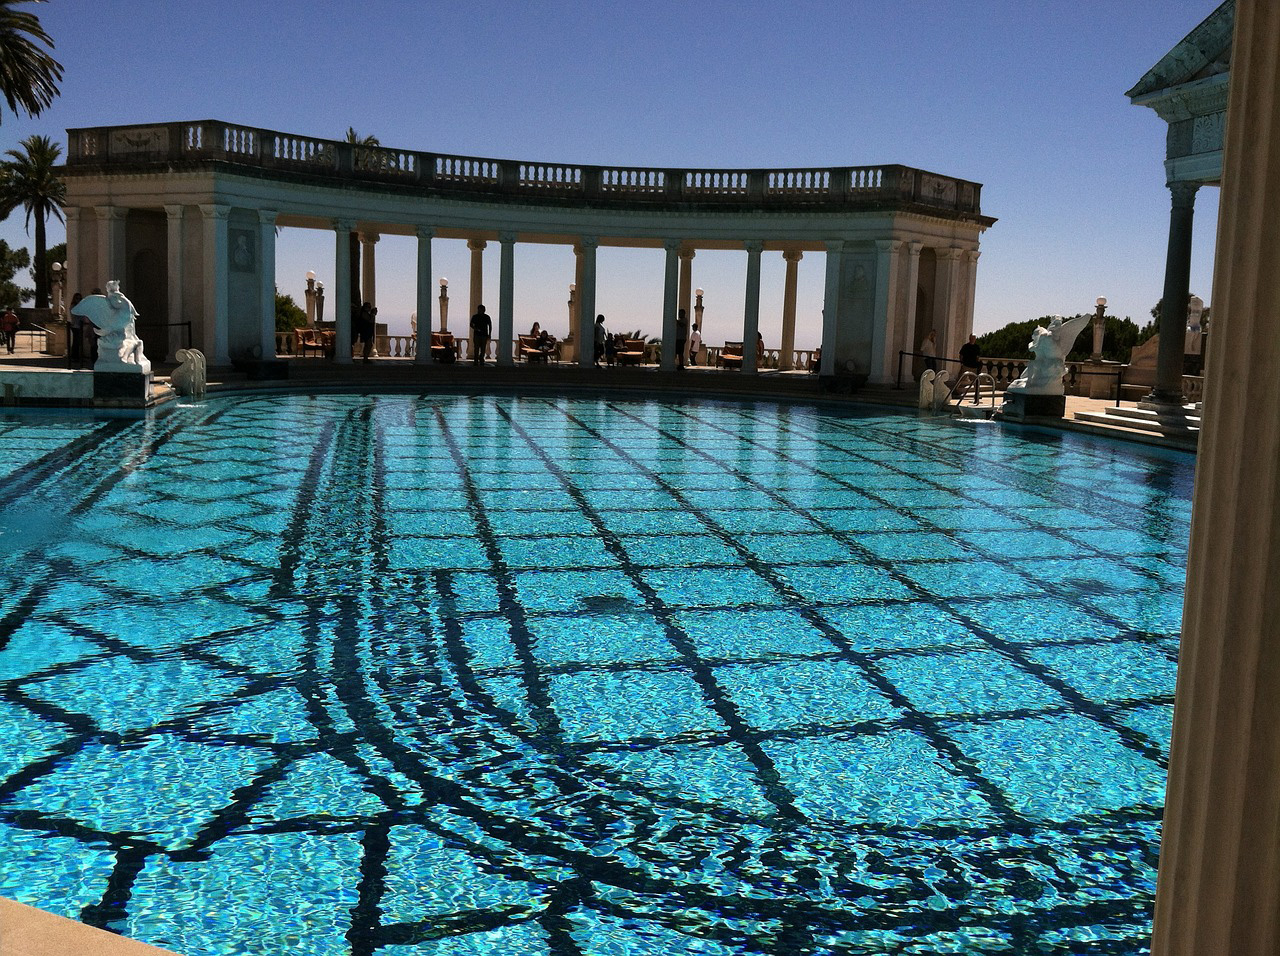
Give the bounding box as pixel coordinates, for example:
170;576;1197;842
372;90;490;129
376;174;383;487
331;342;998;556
0;134;64;308
0;0;62;124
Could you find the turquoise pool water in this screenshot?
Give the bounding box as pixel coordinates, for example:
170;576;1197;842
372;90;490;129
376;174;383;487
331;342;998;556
0;393;1191;955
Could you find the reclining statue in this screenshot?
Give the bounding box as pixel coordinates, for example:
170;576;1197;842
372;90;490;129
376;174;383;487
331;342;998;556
70;280;152;374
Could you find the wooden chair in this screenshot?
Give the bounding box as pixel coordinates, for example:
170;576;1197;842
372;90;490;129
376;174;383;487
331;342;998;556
720;341;744;369
430;331;457;363
616;338;646;365
298;327;334;358
518;334;553;362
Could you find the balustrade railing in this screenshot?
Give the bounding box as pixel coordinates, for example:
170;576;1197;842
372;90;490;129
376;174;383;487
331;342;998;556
67;121;987;217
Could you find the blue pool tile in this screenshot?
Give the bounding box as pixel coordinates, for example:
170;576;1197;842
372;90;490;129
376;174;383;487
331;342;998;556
388;535;490;571
1117;702;1175;749
820;603;985;653
0;622;99;682
716;659;903;730
877;649;1065;716
854;532;975;562
777;564;914;603
548;670;725;742
961;598;1121;644
1028;641;1178;703
0;822;116;921
642;567;783;609
618;534;743;569
497;535;614;570
587;741;773;817
736;532;852;564
514;570;641;612
672;608;835;659
898;561;1038;599
529;613;678;666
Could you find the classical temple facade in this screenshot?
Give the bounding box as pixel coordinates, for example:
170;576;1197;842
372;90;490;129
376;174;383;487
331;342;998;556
58;121;993;379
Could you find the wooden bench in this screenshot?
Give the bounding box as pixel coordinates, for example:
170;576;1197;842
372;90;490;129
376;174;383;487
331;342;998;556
518;334;554;362
298;327;334;358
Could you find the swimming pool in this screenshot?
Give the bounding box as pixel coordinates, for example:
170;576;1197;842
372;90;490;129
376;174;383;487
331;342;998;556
0;393;1191;955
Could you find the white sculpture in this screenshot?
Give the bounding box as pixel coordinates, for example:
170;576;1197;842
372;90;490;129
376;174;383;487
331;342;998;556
69;280;151;374
171;348;207;400
918;369;952;411
1005;314;1091;396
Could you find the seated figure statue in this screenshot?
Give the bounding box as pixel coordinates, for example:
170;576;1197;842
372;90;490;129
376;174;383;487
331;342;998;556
70;280;152;374
1005;314;1091;396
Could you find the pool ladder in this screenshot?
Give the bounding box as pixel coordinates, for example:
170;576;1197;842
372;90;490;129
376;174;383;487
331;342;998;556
947;371;999;418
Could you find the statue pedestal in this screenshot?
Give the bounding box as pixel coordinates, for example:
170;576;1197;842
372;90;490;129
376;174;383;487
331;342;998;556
999;391;1065;421
93;371;152;402
1084;359;1121;399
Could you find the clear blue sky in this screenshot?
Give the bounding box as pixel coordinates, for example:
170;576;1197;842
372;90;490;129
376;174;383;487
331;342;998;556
0;0;1221;352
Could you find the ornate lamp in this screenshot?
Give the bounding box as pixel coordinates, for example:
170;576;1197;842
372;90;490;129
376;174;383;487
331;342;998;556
1091;295;1107;361
439;277;449;333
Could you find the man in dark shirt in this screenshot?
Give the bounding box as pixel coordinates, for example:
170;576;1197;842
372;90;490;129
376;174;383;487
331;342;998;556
959;334;981;371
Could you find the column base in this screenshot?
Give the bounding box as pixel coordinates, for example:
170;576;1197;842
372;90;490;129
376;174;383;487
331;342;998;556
93;371;152;401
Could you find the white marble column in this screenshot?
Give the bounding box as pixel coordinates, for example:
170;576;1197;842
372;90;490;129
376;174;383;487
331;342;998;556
333;219;354;364
468;238;487;323
258;210;278;360
96;206;126;290
576;237;598;368
820;241;843;376
934;247;964;361
870;239;903;384
199;204;229;364
779;249;803;370
415;227;434;365
1149;2;1280;953
742;240;763;373
678;246;695;322
164;204;185;362
498;231;515;366
64;207;82;302
900;241;923;382
964;249;980;340
661;239;680;371
359;232;379;309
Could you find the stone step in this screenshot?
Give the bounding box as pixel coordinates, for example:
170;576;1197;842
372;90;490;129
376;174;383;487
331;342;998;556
1074;403;1200;436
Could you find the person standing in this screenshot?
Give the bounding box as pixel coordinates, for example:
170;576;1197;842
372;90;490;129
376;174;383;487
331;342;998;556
0;307;18;354
959;333;981;372
688;324;703;366
594;314;607;366
920;329;937;372
470;304;492;365
675;307;689;369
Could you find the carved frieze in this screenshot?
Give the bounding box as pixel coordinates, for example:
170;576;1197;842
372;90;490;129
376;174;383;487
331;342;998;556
109;127;170;156
1191;111;1226;153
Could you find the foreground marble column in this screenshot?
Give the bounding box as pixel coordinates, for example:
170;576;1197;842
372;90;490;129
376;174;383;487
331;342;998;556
820;241;842;376
258;210;278;359
497;232;515;366
360;232;379;309
333;219;354;364
467;238;487;322
779;249;802;370
1150;182;1200;405
200;204;230;365
164;204;184;362
576;237;598;368
415;227;434;365
678;246;695;322
1149;3;1280;954
870;239;902;384
661;240;679;371
742;240;763;373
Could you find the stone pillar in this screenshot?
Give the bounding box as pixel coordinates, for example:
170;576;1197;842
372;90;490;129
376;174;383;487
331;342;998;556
779;249;803;370
678;246;695;322
964;249;981;337
359;232;379;309
820;241;843;376
333;219;354;364
1148;181;1200;405
742;240;763;373
64;207;82;302
497;231;515;367
164;204;185;362
415;227;434;365
258;210;278;359
1148;3;1280;953
934;247;964;361
96;206;126;290
467;238;487;323
577;237;598;368
661;239;680;371
870;239;903;384
900;241;923;381
199;204;229;364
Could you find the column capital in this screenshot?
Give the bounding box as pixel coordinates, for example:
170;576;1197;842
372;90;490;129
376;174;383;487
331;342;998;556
1168;180;1201;207
332;217;356;232
200;203;231;222
875;239;904;254
907;239;923;257
97;206;126;222
164;204;185;221
499;230;517;245
64;206;82;223
359;231;380;245
678;244;696;260
258;209;278;227
936;246;965;262
578;236;599;251
415;225;436;241
824;239;845;254
783;248;804;263
663;238;681;252
743;239;764;255
966;249;981;264
467;237;488;252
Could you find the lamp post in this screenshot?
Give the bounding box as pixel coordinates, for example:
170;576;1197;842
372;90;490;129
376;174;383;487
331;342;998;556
568;283;576;334
1186;294;1205;373
304;271;317;324
694;287;705;331
315;281;325;324
1091;295;1107;362
50;261;65;319
438;277;449;333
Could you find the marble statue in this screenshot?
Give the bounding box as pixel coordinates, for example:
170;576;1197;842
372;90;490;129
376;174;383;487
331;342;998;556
1005;314;1091;396
69;280;152;374
172;348;206;400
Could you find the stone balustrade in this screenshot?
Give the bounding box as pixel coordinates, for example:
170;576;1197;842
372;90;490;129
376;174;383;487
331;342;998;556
67;121;985;216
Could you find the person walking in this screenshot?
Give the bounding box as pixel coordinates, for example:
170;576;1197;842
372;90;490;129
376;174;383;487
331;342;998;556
0;307;18;354
920;330;937;372
470;304;492;365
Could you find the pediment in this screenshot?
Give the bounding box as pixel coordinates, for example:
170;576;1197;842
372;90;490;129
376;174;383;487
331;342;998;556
1127;0;1234;101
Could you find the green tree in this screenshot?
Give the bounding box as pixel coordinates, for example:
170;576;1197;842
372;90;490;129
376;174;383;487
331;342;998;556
977;314;1146;364
0;133;65;307
0;238;31;307
275;290;307;333
0;0;62;125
